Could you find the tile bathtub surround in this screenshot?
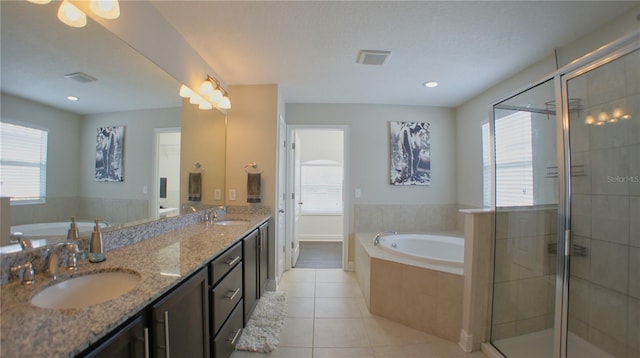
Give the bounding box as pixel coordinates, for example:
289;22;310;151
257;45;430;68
231;269;486;358
0;213;271;357
353;204;464;234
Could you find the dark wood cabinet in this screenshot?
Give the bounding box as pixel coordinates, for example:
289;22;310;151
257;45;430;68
242;229;259;325
81;314;147;358
80;219;271;358
213;300;244;358
151;268;209;358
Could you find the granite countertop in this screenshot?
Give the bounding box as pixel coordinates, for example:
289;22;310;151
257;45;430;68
0;213;270;357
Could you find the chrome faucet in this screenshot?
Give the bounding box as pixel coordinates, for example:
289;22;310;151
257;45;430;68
45;241;79;280
374;231;396;246
182;204;197;213
10;260;36;285
10;233;32;251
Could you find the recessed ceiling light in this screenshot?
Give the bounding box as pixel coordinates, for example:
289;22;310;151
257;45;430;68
67;96;79;101
423;81;439;88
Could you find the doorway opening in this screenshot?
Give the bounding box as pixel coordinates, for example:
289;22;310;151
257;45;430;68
151;128;181;220
286;126;348;270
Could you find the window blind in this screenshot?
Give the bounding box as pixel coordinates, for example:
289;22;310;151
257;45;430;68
0;122;48;203
482;111;534;207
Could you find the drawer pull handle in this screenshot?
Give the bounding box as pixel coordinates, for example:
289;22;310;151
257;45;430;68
143;327;150;358
225;256;241;266
227;328;242;345
226;288;240;301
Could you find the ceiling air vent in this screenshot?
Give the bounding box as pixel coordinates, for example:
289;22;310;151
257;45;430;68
356;50;391;65
64;72;97;83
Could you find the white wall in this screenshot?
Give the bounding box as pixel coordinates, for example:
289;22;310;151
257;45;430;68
287;104;457;208
80;107;181;201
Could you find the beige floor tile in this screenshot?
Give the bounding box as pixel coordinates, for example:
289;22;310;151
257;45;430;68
363;316;439;346
278;281;315;298
280;269;316;283
316;269;358;283
278;318;314;347
314;347;376;357
315;297;371;318
286;297;315;318
316;282;364;298
314;318;371;348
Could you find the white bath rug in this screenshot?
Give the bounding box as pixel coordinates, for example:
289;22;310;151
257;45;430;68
235;291;287;353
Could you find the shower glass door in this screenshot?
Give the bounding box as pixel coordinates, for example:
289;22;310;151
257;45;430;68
564;46;639;358
490;78;560;357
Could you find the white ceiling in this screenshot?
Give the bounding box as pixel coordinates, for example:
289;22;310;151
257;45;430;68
151;1;638;107
1;1;637;115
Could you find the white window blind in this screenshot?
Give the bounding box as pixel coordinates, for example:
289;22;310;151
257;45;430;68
482;111;534;207
482;123;491;208
300;160;343;214
0;122;48;203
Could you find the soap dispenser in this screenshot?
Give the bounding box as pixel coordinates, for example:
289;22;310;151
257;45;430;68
67;216;79;242
89;219;105;263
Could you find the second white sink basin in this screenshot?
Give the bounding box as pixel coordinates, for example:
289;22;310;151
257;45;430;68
214;219;249;226
31;270;141;309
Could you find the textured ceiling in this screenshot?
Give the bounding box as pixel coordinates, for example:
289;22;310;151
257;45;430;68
151;1;638;107
1;1;637;115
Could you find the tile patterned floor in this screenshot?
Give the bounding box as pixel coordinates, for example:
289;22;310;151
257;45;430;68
231;269;487;358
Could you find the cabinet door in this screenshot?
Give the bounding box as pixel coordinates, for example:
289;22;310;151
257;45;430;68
242;230;258;324
82;315;147;358
258;222;269;296
152;268;209;358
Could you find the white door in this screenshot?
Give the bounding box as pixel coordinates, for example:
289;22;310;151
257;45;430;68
291;130;302;267
275;115;287;279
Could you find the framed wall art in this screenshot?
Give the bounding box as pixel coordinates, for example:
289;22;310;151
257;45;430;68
389;121;431;185
95;126;125;182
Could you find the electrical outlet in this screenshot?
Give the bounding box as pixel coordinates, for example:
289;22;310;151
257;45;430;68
229;189;236;201
355;188;361;198
214;189;221;201
143;185;148;194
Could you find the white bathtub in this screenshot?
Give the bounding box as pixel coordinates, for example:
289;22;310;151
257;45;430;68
11;221;107;237
377;233;464;269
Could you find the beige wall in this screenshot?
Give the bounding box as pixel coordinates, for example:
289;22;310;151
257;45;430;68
180;100;226;206
225;85;279;211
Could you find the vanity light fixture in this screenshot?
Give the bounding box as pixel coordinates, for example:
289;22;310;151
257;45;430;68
57;0;87;28
179;75;232;111
27;0;121;28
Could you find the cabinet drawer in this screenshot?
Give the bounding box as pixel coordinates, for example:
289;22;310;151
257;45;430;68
211;263;243;334
210;242;242;285
213;300;243;358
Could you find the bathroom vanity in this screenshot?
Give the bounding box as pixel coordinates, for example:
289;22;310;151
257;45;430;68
0;212;272;358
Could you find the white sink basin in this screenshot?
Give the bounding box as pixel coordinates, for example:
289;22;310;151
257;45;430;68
31;270;141;309
214;219;249;226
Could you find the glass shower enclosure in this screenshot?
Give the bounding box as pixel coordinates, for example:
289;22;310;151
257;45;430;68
489;32;639;358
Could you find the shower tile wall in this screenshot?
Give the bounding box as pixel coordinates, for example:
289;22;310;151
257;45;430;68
491;207;557;340
567;49;639;357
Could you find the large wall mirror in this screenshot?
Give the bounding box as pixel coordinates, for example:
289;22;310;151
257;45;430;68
0;1;226;253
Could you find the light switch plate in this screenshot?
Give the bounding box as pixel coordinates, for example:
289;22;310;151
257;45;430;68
229;189;236;201
214;189;222;201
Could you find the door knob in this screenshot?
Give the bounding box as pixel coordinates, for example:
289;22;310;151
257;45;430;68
279;209;285;213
